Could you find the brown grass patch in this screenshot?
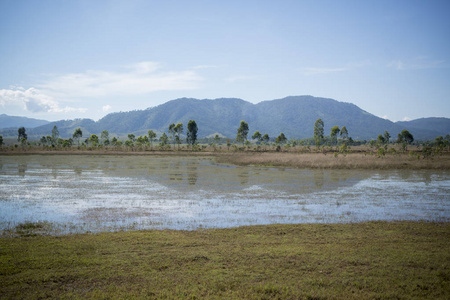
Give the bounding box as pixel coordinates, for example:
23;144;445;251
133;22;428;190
216;152;450;169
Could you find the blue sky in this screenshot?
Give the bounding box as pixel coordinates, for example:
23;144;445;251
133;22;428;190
0;0;449;122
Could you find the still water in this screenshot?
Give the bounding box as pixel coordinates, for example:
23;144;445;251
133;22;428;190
0;155;449;233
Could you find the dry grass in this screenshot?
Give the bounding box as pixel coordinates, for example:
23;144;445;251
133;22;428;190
2;147;449;169
216;152;450;169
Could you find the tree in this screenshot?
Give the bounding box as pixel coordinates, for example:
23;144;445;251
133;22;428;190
397;129;414;151
101;130;109;145
51;126;59;144
214;134;221;144
17;127;27;142
383;131;390;145
340;126;348;141
330;126;340;145
172;123;183;149
0;135;3;148
159;132;169;147
262;133;270;144
186;120;198;146
73;128;83;145
275;132;287;144
236;120;249;145
89;134;99;146
128;134;136;142
136;135;149;147
377;134;385;146
313;118;324;148
148;130;157;149
252;131;262;144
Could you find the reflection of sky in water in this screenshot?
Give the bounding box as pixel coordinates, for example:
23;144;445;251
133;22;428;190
0;155;449;234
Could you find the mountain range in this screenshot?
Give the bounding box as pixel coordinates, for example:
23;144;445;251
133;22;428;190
0;96;448;141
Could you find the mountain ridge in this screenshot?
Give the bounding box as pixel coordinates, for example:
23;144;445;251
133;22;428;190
0;96;448;141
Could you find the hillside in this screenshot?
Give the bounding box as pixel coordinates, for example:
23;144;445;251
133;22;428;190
0;114;50;129
1;96;448;141
396;118;450;139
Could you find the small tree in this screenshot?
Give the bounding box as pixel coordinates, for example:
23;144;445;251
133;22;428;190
73;128;83;146
173;123;183;150
186;120;198;147
128;134;136;142
100;130;109;145
160;132;169;147
236;120;249;145
148;130;157;149
330;126;340;146
0;135;3;148
51;126;59;145
340;126;348;141
136;135;149;147
18;127;27;142
383;131;391;145
377;134;386;146
397;129;414;151
89;134;99;146
275;132;287;144
252;131;262;144
314;118;324;149
262;133;270;144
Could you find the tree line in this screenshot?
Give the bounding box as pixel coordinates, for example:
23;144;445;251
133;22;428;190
1;120;449;155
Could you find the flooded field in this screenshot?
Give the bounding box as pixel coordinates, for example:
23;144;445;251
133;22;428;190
0;155;449;234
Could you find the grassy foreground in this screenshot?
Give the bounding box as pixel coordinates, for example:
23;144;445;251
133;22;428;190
1;222;449;299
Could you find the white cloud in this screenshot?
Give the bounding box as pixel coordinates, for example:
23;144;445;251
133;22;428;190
0;87;86;113
380;115;390;120
387;57;445;70
102;105;112;112
402;116;411;121
37;61;203;99
302;67;347;76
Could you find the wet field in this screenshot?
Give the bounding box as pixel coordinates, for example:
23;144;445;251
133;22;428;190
1;155;449;234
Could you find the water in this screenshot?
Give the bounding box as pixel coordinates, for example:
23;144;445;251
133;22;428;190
0;155;449;234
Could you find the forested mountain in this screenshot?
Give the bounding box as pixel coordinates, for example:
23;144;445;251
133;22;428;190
1;96;448;141
0;114;49;129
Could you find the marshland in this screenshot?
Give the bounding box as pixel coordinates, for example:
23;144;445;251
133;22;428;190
1;150;449;299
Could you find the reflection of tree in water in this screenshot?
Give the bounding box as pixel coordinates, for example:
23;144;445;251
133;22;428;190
18;163;27;177
239;170;249;185
313;171;324;189
422;172;432;186
169;161;183;181
188;165;198;185
73;167;82;176
400;170;412;180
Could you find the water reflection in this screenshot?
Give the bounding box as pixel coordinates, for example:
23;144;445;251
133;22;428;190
0;155;449;234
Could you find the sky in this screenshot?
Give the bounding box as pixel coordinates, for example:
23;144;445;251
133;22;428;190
0;0;449;122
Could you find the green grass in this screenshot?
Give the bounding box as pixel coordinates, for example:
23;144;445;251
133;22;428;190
1;222;449;299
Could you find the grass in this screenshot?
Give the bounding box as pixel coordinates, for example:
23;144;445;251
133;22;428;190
2;146;449;170
216;152;450;169
1;221;449;299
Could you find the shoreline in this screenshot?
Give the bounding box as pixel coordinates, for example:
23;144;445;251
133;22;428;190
1;149;449;169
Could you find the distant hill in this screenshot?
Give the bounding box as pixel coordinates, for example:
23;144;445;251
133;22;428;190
0;114;50;129
396;118;450;139
1;96;448;141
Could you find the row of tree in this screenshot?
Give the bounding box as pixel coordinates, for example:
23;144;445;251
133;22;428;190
2;120;448;152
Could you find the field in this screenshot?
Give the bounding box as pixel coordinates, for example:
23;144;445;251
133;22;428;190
1;146;450;170
1;222;449;299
